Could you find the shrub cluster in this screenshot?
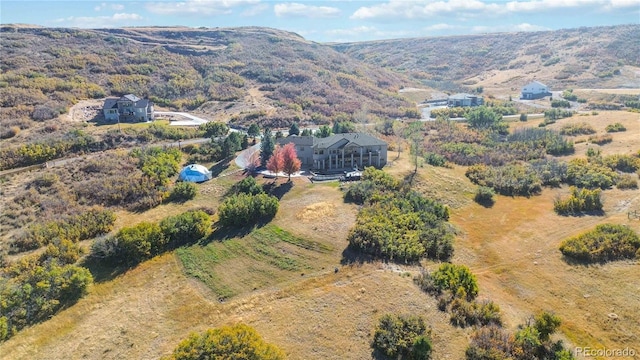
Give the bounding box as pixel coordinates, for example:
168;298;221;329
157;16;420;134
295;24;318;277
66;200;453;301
465;163;542;196
424;152;448;167
605;123;626;132
559;122;595;136
0;251;92;341
602;154;640;173
346;168;452;263
229;176;264;196
530;158;568;187
415;264;502;328
559;224;640;263
414;264;479;301
506;128;574;156
132;146;182;187
544;108;573;121
616;174;638;189
12;208;116;252
167;324;285;360
372;314;432;360
551;99;571;108
566;158;618;189
587;134;613;145
553;187;603;215
450;299;502;328
90;210;210;266
466;312;573;360
217;193;279;227
169;182;197;202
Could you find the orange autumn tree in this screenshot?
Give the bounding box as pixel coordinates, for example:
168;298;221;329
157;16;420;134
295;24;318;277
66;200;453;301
266;145;284;179
281;143;301;181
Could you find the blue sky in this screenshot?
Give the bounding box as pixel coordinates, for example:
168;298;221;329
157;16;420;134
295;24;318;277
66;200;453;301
1;0;639;42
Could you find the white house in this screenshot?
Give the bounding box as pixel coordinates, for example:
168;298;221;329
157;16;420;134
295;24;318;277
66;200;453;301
521;81;552;99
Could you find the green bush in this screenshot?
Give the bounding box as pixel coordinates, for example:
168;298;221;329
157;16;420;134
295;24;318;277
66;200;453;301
566;158;617;189
605;123;626;132
217;193;279;227
229;176;264;195
424;152;447;167
544;108;573;121
0;257;92;341
159;210;211;248
167;324;285;360
170;182;197;202
415;263;479;301
602;154;640;173
344;167;399;204
450;299;502;328
91;211;211;266
519;113;528;121
347;189;452;263
474;186;495;206
551;100;571;108
559;224;640;262
554;187;603;215
372;314;432;360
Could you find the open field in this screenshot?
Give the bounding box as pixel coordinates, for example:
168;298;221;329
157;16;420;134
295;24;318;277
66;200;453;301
1;111;639;359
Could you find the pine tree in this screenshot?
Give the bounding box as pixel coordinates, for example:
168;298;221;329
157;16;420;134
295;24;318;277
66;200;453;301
260;128;274;167
289;122;300;136
281;143;301;181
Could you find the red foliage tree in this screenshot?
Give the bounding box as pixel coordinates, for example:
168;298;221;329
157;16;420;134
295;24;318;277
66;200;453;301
281;143;302;181
266;145;284;179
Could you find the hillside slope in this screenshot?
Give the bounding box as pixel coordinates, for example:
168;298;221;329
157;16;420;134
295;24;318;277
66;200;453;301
332;25;640;92
0;26;417;140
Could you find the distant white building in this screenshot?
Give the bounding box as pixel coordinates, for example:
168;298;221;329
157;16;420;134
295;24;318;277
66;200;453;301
521;81;552;99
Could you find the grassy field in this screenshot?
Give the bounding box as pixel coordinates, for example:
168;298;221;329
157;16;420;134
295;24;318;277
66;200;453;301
1;111;639;359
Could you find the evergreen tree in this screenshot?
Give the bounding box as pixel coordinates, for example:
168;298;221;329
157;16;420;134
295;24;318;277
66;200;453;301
289;122;300;136
247;123;260;139
260;128;274;167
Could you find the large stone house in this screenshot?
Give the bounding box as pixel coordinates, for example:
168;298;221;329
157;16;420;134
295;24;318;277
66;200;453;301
521;81;552;99
103;94;154;122
277;133;387;171
447;93;483;107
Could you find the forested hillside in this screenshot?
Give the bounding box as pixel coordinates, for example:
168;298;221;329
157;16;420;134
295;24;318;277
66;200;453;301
333;25;640;91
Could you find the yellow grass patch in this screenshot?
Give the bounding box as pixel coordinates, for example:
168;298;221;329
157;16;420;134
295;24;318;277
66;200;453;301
296;201;337;222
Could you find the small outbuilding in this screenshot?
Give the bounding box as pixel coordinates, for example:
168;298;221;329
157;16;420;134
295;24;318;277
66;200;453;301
178;164;212;183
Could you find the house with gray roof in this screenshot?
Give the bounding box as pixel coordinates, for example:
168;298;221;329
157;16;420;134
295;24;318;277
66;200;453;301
447;93;484;107
277;132;387;172
103;94;154;123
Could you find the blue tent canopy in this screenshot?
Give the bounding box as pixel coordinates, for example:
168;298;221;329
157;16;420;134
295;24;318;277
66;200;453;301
178;164;212;183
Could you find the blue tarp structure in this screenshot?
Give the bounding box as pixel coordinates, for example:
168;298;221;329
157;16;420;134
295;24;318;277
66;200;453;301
178;164;212;183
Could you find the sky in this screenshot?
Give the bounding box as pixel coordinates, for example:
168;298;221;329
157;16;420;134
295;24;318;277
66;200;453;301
1;0;639;42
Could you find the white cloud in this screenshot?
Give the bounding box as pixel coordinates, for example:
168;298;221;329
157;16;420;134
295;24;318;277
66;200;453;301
94;3;125;11
52;13;143;28
324;26;416;42
423;23;458;31
241;3;268;16
145;0;260;16
351;0;638;20
274;3;341;18
471;22;551;33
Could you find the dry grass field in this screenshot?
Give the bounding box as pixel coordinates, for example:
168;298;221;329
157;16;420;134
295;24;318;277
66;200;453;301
1;111;639;359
